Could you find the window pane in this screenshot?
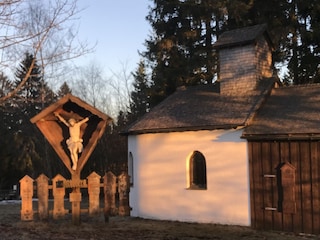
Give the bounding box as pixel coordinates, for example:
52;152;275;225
189;150;207;189
128;152;134;186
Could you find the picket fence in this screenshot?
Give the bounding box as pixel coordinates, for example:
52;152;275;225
19;171;130;221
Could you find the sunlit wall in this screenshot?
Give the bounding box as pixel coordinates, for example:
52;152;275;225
128;128;250;226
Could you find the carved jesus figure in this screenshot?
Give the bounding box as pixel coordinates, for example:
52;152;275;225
54;112;89;170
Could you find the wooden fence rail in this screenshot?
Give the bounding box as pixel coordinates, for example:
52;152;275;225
19;171;130;221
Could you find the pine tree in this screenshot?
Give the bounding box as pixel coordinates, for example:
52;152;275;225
128;60;150;123
0;72;14;131
143;0;224;107
282;0;320;84
14;52;56;123
0;72;13;99
57;81;72;98
15;52;42;106
0;52;57;184
225;0;320;84
143;0;320;94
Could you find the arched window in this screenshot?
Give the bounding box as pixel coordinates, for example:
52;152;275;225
128;152;134;186
188;150;207;190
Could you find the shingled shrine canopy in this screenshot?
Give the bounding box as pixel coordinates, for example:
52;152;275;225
30;94;112;174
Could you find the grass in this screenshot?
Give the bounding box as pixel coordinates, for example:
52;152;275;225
0;201;314;240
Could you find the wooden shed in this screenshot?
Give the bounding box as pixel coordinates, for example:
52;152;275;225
243;84;320;234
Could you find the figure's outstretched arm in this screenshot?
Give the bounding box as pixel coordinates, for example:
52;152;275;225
79;116;89;125
54;112;69;127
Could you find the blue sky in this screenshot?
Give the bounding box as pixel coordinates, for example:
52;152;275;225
75;1;151;75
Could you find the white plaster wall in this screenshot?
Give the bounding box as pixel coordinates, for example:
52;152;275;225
128;128;250;226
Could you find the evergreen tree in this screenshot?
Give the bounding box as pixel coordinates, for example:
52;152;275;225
14;52;42;103
128;60;150;123
57;81;72;98
0;52;57;186
13;52;56;128
143;0;224;107
282;0;320;84
225;0;320;84
143;0;320;102
0;72;13;99
0;132;42;188
106;112;128;174
0;72;14;131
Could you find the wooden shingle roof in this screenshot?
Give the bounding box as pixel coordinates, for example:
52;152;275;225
243;84;320;139
125;78;275;135
213;24;273;49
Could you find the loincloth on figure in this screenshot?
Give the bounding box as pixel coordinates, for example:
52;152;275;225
66;138;83;153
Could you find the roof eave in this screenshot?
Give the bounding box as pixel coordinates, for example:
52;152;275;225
30;93;113;123
213;40;254;50
122;124;243;136
242;133;320;140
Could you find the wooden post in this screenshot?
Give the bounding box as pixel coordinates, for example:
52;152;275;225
87;172;101;216
20;175;34;221
70;173;82;225
52;174;66;219
103;171;116;221
118;172;130;216
36;174;49;220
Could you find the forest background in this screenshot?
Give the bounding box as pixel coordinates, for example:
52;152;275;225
0;0;319;189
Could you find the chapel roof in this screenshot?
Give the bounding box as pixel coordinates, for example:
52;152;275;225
125;78;275;135
243;84;320;139
125;24;276;135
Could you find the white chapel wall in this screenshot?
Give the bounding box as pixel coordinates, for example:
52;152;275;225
128;128;250;226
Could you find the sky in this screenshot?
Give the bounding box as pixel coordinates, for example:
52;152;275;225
75;1;151;76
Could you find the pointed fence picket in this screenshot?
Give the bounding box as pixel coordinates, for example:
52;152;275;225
19;171;130;221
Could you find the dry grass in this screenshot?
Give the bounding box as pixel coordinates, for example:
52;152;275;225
0;201;314;240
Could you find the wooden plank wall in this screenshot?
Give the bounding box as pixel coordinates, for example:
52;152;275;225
249;140;320;235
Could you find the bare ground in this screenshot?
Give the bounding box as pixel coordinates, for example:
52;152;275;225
0;201;316;240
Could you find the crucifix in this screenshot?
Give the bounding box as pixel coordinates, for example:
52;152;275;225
30;94;112;225
54;112;89;171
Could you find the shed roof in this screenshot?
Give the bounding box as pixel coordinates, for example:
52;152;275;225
243;84;320;139
125;78;275;135
213;24;273;49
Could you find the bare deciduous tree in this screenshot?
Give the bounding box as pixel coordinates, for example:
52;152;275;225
0;0;93;104
71;61;134;120
71;61;116;118
73;61;104;108
108;61;133;115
